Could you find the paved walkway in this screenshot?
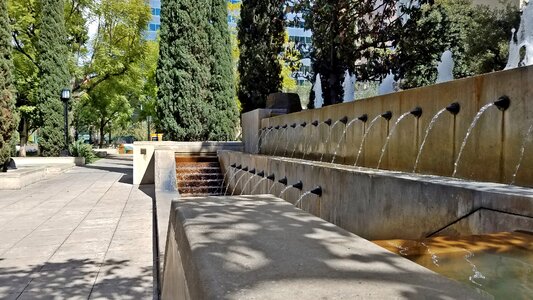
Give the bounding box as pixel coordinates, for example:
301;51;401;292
0;156;154;299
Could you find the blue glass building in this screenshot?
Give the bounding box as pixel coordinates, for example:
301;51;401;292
146;0;161;40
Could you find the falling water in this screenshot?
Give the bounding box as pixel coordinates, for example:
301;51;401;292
267;182;277;194
314;74;324;109
436;50;454;84
282;126;293;156
279;186;292;198
291;128;304;158
452;103;494;177
231;171;249;196
354;115;382;166
239;174;256;195
259;128;274;154
303;123;324;160
294;191;313;208
413;108;447;172
320;120;342;162
331;118;360;163
511;123;533;185
377;112;412;169
219;165;233;192
343;70;356;102
273;127;288;156
378;71;396;95
251;177;268;194
223;170;240;195
463;249;486;287
257;128;269;153
505;29;520;70
421;242;440;267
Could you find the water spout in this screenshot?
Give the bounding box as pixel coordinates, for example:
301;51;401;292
291;181;304;190
290;123;297;128
230;163;236;168
339;116;349;125
278;177;288;185
301;122;307;127
282;124;288;129
410;107;423;118
446;102;461;115
381;111;393;121
312;120;319;127
248;168;256;174
236;165;242;170
257;171;265;177
494;96;511;111
310;186;323;197
275;125;280;130
358;114;368;123
242;166;248;172
324;119;333;126
267;174;275;181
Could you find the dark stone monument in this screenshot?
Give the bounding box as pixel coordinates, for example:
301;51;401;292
266;93;302;114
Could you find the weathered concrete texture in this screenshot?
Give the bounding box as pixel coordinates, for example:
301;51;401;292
255;65;533;187
0;156;153;299
162;195;485;299
0;164;74;190
133;141;243;185
219;151;533;240
241;109;287;154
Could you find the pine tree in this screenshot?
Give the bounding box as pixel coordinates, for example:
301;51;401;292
207;0;239;140
35;0;70;156
0;0;18;170
238;0;285;113
156;0;212;141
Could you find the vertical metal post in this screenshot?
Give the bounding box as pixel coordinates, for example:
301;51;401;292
64;100;69;148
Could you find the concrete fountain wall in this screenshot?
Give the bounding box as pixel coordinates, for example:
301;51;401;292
255;66;533;187
218;151;533;240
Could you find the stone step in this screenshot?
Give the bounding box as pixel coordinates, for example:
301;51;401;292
179;193;224;197
175;162;220;168
177;173;224;181
175;155;219;163
178;179;223;188
176;166;221;174
178;186;223;195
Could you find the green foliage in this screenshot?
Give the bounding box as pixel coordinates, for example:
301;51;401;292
207;0;239;141
35;0;70;157
69;140;96;164
237;0;285;112
0;0;18;169
157;0;239;141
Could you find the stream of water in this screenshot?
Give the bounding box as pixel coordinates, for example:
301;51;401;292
354;115;382;166
413;108;447;172
377;112;411;169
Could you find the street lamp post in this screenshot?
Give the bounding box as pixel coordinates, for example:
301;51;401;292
61;89;71;156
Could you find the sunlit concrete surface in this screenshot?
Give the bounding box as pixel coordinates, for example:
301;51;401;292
0;156;154;299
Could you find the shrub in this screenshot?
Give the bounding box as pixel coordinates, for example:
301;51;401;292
69;140;97;164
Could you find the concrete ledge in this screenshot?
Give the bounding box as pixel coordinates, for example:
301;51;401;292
218;151;533;240
12;157;85;167
162;195;484;299
0;164;73;190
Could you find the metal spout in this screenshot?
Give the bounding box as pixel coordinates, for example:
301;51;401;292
268;126;273;130
274;125;280;130
230;163;236;168
266;174;275;181
300;121;307;127
324;118;333;126
236;165;242;170
446;102;461;115
242;167;248;172
290;123;297;128
278;177;288;185
494;96;511;111
358;114;368;123
381;111;393;121
257;171;265;177
339;116;349;125
310;186;323;197
282;124;288;129
410;107;423;118
312;120;319;127
292;181;303;190
249;168;256;174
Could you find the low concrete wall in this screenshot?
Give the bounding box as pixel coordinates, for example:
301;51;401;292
0;164;74;190
219;150;533;240
133;141;243;185
251;66;533;187
12;157;84;167
162;195;484;299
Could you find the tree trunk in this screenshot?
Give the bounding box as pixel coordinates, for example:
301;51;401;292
108;130;112;147
99;119;105;149
18;117;28;157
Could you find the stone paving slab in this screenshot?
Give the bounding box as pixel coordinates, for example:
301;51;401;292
0;156;154;299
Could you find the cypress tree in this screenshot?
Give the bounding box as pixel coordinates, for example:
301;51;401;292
0;0;18;170
207;0;239;140
238;0;285;113
156;0;211;141
36;0;70;156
